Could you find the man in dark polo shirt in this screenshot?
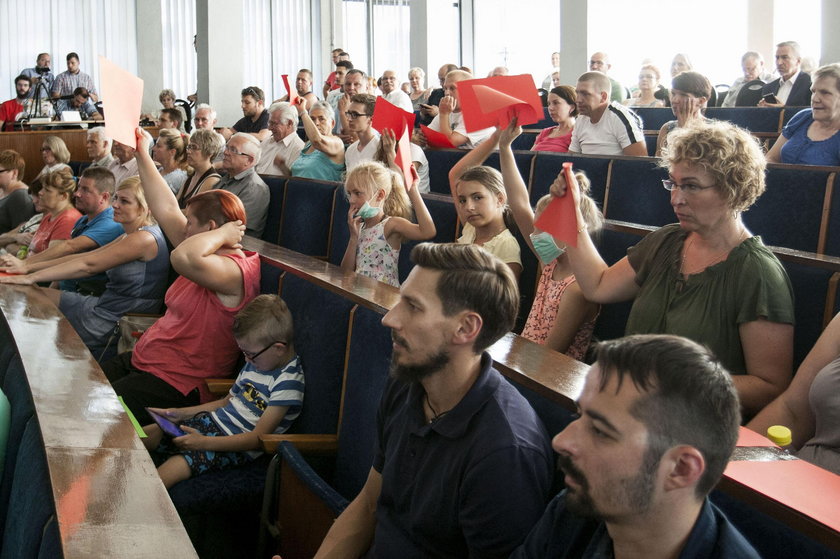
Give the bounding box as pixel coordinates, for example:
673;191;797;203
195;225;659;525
511;335;759;559
313;243;553;558
221;86;270;142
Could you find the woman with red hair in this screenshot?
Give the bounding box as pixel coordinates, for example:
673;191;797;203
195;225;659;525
99;128;261;425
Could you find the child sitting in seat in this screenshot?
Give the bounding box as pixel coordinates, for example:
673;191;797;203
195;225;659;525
142;294;304;489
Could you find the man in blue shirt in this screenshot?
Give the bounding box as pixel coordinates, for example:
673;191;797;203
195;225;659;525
511;335;760;559
0;166;123;295
314;243;553;558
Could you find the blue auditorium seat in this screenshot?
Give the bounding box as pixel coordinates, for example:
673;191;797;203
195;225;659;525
529;153;611;209
260;175;288;245
818;172;840;257
279;178;340;258
425;149;467;195
631;107;673;131
603;158;672;226
706;107;784;134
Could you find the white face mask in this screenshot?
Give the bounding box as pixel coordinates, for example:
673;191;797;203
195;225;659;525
529;231;565;266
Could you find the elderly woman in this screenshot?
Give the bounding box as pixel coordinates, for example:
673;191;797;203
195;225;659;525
670;53;693;78
407;67;432;111
26;168;80;256
153;128;189;194
289;99;346;182
176;129;223;208
624;64;665;108
532;85;577;153
749;311;840;474
766;63;840;166
35;136;72;180
655;71;712;156
554;120;794;417
0;177;170;358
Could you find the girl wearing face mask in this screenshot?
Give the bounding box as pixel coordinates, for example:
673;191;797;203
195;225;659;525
499;120;603;360
341;161;436;286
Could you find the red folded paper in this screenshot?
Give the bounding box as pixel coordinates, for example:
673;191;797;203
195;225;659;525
420;125;456;149
534;163;579;248
396;121;418;191
457;75;543;132
282;74;298;106
372;97;415;141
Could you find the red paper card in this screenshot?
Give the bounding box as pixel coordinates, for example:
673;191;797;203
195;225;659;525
99;56;144;148
534;163;579;248
420;125;455;149
457;75;543;132
282;74;298;105
372;97;415;140
396;121;418;190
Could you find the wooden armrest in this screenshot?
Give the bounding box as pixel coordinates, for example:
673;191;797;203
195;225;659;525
259;433;339;454
205;378;234;396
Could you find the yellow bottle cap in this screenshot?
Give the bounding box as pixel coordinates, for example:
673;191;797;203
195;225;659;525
767;425;792;447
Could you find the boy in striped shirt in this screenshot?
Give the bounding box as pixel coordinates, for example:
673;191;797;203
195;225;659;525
142;294;304;489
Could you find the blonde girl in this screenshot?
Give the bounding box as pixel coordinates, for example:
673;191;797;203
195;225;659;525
341;161;436;286
447;143;522;282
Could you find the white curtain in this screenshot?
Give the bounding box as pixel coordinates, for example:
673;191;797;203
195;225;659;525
242;0;314;103
161;0;197;100
341;0;410;82
0;0;138;100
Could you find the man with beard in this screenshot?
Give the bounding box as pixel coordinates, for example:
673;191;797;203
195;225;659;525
314;243;553;558
511;334;760;559
221;86;270;142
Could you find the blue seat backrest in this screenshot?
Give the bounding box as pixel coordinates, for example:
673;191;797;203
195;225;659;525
511;132;537;151
425;149;467;195
513;231;539;334
530;154;610;210
333;306;393;500
780;259;835;369
261;175;288;245
279;274;355;435
604;159;672;226
533;107;554;129
644;134;657;156
280;179;339;258
483;151;535;190
0;417;54;559
743;167;832;253
819;173;840;257
591;228;644;343
397;194;460;283
328;189;351;267
68;160;91;177
706;107;783;133
510;380;576;439
631;107;674;130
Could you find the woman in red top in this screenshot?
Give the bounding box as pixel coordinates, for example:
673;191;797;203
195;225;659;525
100;128;261;426
531;86;577;153
28;168;81;255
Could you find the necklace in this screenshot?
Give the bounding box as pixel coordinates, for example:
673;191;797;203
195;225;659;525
680;230;748;276
425;392;449;424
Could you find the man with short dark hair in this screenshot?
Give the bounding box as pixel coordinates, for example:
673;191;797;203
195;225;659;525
57;87;102;121
570;71;646;156
0;166;124;295
293;69;319;106
221;86;270;142
20;53;54;99
418;63;459;125
314;243;553;558
512;334;759;558
322;48;345;98
760;41;812;107
0;76;31;132
326;60;354;127
337;69;369;143
52;52;98;102
158;107;183;130
213;132;268;238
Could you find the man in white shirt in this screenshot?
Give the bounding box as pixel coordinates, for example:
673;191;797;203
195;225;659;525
380;70;413;113
343;94;379;172
414;69;493;150
569;71;646;156
256;102;304;176
722;51;775;107
760;41;812;107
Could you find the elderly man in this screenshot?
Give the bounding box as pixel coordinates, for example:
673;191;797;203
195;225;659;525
722;51;775;107
193;103;218;130
589;52;625;102
760;41;812;107
414;69;493;149
337;69;369;143
20;53;54;99
221;86;271;142
0;166;124;296
214;132;268;238
52;52;98;102
86;127;115;167
0;76;31;131
570;71;646;156
256;102;304;176
380;70;413;113
313;243;552;558
108;134;147;185
57;87;102;121
488;66;509;77
511;334;759;558
418;63;459;125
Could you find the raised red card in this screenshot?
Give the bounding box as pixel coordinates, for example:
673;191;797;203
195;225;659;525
534;163;579;248
282;74;298;105
420;125;456;149
457;75;543;132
